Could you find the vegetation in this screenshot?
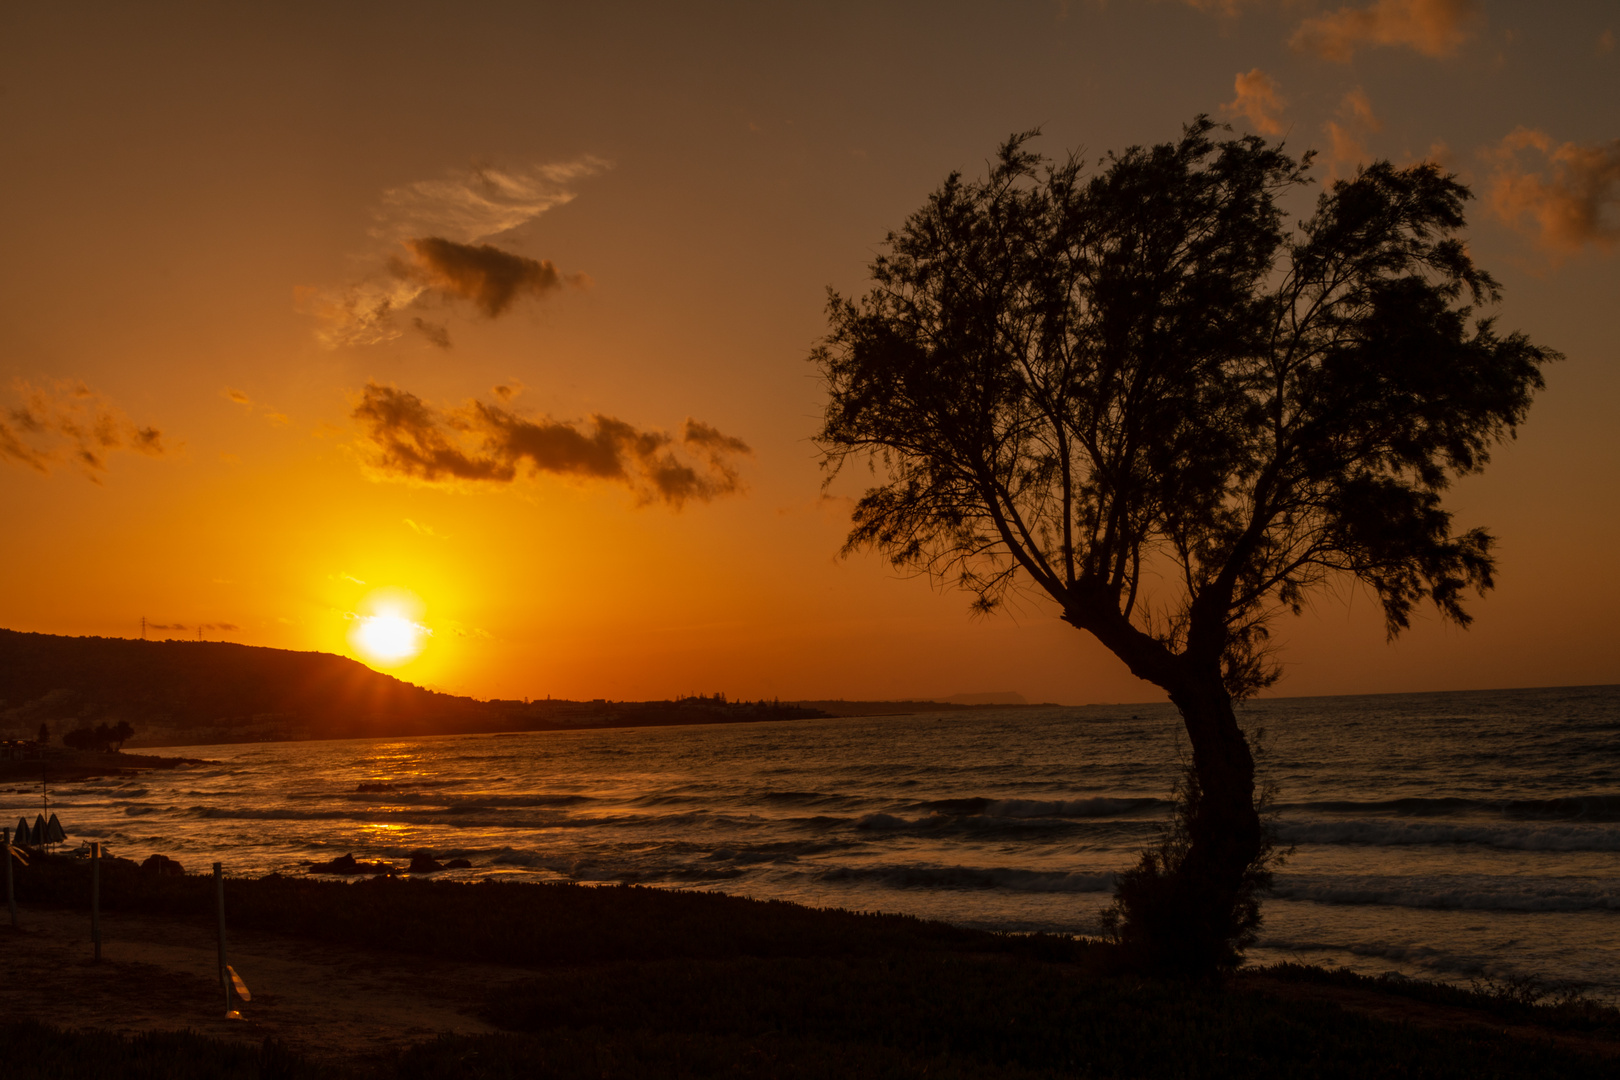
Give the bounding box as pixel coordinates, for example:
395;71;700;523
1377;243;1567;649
814;118;1555;973
61;720;135;753
4;859;1615;1078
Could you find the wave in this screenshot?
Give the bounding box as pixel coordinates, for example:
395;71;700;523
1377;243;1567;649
919;796;1164;819
1285;794;1620;822
815;863;1117;894
1277;818;1620;852
1272;874;1619;913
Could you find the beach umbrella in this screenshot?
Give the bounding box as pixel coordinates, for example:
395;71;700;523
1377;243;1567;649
14;818;31;845
32;815;46;845
44;814;65;844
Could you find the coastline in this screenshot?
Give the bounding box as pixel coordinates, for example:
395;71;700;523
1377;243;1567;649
0;749;210;783
2;854;1615;1077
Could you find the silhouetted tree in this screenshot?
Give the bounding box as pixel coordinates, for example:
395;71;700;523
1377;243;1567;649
814;118;1554;974
109;720;134;751
36;721;49;745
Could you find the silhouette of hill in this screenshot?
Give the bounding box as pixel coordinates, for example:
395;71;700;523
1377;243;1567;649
0;630;828;746
0;629;487;744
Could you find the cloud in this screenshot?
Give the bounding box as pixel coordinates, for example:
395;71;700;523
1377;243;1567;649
1292;0;1478;62
393;237;576;318
304;157;608;348
1;380;168;481
371;158;609;246
224;387;291;426
1221;68;1287;136
1486;127;1620;256
404;518;449;540
412;318;452;349
1182;0;1265;17
351;382;751;508
1324;88;1383;179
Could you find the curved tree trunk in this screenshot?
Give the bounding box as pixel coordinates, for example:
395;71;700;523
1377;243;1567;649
1107;667;1266;975
1165;674;1265;968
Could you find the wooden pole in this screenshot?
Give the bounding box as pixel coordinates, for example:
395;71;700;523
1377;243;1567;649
214;862;230;1015
4;827;15;928
90;841;101;961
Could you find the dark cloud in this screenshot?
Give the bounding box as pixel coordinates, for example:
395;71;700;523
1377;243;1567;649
303;157;608;348
1;380;168;481
412;317;452;349
352;383;751;508
396;237;572;318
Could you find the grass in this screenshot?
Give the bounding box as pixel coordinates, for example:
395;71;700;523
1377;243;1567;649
6;855;1617;1078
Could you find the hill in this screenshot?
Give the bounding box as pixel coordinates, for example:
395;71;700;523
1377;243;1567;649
0;629;829;746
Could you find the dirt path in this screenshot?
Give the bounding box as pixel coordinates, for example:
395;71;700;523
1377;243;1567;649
0;904;521;1063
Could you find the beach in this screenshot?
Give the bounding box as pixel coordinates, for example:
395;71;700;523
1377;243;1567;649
2;859;1617;1078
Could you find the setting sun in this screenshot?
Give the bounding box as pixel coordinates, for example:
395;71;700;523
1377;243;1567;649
349;590;429;666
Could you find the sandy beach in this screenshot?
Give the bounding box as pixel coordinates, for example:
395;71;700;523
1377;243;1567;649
3;883;1617;1076
0;904;509;1065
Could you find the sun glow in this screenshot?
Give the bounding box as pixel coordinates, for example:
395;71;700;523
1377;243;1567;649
349;589;429;666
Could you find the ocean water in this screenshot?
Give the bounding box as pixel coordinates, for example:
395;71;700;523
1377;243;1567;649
6;684;1616;998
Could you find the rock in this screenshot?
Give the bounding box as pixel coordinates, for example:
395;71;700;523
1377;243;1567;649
407;849;443;874
306;852;397;875
140;853;185;876
444;858;472;869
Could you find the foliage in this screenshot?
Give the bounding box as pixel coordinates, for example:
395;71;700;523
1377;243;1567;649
815;117;1552;696
62;720;135;753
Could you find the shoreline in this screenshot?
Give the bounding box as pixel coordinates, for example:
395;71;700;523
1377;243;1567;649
2;854;1615;1076
0;749;211;783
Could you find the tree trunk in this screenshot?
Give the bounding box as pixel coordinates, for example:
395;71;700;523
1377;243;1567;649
1165;674;1265;968
1107;666;1267;975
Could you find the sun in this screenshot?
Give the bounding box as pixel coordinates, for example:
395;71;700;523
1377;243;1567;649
349;590;429;666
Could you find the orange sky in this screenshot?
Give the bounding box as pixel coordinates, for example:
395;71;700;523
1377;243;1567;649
2;1;1616;704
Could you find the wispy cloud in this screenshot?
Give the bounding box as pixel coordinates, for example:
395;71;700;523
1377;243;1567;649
1;379;168;481
1486;127;1620;256
303;157;608;348
1221;68;1287;136
148;621;238;635
371;159;608;246
1324;87;1383;179
404;518;449;540
223;387;290;426
352;382;751;509
1292;0;1479;62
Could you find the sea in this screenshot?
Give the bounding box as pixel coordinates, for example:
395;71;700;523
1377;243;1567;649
6;684;1616;999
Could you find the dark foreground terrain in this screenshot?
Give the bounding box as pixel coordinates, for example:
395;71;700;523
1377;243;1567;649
2;853;1616;1078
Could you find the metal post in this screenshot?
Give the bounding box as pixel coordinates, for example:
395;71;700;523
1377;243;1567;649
90;842;101;961
4;827;15;928
214;862;230;1015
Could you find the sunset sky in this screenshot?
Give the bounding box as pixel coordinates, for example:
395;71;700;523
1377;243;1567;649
3;1;1616;705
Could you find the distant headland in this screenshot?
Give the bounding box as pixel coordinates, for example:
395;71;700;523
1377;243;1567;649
0;629;1046;748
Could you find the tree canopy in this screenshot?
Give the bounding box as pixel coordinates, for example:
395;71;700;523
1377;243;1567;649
817;118;1551;700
